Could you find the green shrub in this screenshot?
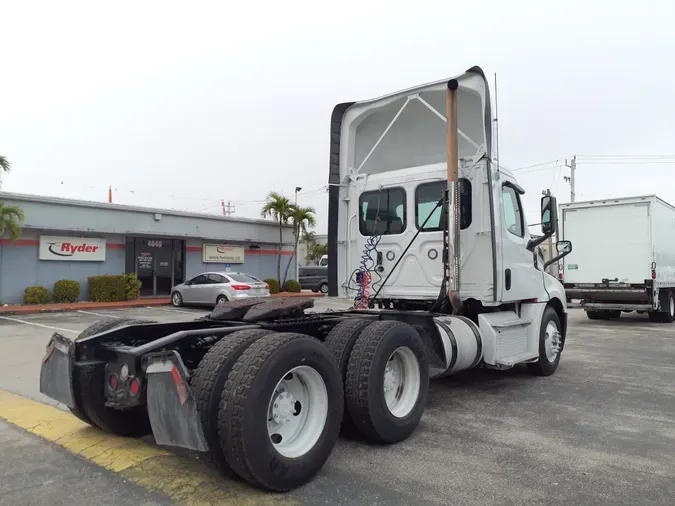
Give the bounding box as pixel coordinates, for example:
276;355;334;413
24;286;52;305
264;278;280;294
283;279;301;293
87;275;126;302
53;280;81;303
124;273;142;301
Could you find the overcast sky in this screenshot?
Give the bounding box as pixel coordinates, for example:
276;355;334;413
1;0;674;234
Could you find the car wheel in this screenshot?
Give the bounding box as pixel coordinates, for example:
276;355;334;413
216;295;228;305
319;283;328;294
171;291;183;307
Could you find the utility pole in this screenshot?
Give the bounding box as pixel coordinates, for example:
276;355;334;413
564;156;576;202
221;201;236;216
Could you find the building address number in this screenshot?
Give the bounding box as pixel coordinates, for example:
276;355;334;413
147;240;163;248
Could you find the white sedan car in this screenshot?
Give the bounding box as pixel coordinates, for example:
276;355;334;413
170;271;271;307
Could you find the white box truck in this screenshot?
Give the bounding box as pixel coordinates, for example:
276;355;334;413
560;195;675;322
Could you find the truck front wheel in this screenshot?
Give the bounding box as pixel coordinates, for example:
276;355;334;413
527;306;563;376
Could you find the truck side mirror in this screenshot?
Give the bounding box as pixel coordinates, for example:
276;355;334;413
541;195;558;236
556;240;572;255
544;239;573;269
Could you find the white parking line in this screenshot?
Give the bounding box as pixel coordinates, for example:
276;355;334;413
77;310;122;319
147;306;209;316
0;315;79;334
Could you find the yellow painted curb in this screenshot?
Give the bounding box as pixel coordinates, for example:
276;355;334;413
0;390;297;505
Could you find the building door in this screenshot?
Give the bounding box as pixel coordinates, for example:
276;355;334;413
127;238;185;297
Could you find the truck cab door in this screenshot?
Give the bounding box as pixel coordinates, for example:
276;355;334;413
499;178;546;302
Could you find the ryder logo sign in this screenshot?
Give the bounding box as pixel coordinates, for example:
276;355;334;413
39;236;107;262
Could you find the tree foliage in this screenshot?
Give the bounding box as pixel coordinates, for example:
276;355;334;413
260;191;294;283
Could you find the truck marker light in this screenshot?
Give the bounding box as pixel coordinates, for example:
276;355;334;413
109;373;118;390
42;342;55;363
170;366;188;405
129;378;140;396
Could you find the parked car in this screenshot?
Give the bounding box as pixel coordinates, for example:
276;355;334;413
298;266;328;294
170;271;270;307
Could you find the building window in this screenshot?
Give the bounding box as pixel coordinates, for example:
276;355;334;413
502;184;524;237
359;187;406;236
415;179;472;232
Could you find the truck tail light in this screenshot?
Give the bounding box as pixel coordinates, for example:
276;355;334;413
652;270;657;280
231;284;251;291
129;378;141;396
109;373;119;390
651;262;657;280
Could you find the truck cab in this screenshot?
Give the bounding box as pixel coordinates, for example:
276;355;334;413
327;66;572;370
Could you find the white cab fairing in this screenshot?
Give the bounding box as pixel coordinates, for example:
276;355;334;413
334;68;500;303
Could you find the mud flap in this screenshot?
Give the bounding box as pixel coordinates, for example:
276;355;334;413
39;333;76;409
145;351;208;452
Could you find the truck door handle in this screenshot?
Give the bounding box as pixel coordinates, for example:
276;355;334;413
505;269;511;290
377;252;383;265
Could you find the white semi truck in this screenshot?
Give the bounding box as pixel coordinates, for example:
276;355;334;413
560;195;675;322
40;66;573;493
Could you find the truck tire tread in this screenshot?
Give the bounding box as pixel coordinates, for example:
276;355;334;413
345;320;429;444
190;328;272;476
527;306;562;376
324;318;374;433
218;332;343;491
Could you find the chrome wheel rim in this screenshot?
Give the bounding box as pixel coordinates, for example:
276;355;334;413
267;366;328;458
544;321;561;363
383;347;421;418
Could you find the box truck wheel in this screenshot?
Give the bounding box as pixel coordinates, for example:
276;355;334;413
345;321;429;444
649;290;675;323
586;311;600;320
218;333;343;492
190;328;272;477
73;318;155;434
324;318;374;433
527;306;563;377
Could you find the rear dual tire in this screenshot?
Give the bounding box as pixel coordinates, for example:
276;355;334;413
217;333;344;492
341;320;429;444
190;328;273;477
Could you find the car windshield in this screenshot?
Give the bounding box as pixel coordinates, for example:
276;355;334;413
227;273;261;283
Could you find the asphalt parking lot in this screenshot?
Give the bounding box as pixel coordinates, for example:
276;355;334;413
1;302;674;505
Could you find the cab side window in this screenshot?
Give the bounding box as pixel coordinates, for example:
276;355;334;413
415;179;472;232
359;187;406;236
502;185;524;237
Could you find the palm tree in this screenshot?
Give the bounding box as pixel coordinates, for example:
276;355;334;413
0;203;24;240
306;243;328;265
261;191;294;283
0;155;10;188
282;205;316;286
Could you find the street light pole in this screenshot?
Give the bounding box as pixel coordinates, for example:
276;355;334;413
294;187;302;281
